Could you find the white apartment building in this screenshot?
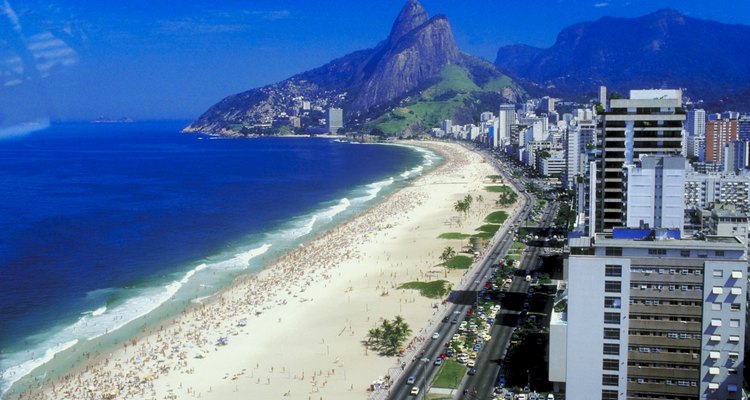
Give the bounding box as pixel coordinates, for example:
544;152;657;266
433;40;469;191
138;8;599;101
552;231;746;400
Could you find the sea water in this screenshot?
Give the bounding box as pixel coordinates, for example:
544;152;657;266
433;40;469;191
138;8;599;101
0;121;440;396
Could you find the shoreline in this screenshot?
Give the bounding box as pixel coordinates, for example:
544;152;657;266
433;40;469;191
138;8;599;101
11;141;512;400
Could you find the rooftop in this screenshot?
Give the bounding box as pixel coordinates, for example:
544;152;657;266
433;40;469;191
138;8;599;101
592;232;744;250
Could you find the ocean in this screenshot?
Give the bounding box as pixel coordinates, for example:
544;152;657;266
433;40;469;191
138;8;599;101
0;121;438;396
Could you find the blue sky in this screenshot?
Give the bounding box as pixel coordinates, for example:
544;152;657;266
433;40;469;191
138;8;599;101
2;0;749;123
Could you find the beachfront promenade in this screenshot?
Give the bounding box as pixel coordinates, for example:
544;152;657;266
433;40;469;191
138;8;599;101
13;141;517;400
378;145;530;400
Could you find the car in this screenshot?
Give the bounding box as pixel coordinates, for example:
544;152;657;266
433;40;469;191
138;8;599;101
467;360;476;368
434;358;443;366
467;367;477;376
442;316;449;323
546;395;555;400
406;376;415;385
446;349;453;357
432;332;440;340
504;392;514;399
451;318;458;324
410;386;420;395
516;394;528;400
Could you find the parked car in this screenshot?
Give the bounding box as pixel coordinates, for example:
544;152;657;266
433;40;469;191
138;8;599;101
467;367;477;376
406;376;415;385
434;358;443;366
432;332;440;340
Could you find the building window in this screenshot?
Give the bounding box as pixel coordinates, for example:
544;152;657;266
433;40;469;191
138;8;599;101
602;390;618;400
602;374;619;386
730;303;741;311
680;250;690;257
605;281;622;293
603;359;619;371
712;303;722;311
604;343;619;355
648;248;667;255
730;319;740;328
604;297;622;309
713;270;723;278
605;247;622;256
604;328;620;340
716;250;725;256
605;264;622;277
604;312;621;324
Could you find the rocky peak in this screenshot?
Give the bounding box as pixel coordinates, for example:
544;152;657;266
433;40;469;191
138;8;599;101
388;0;429;44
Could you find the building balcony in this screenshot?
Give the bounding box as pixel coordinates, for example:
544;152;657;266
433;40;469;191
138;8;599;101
626;383;697;397
629;319;701;332
628;334;701;348
627;366;698;380
629;304;702;316
627;351;700;364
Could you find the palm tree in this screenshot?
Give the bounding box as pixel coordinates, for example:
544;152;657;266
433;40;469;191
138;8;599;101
440;246;456;265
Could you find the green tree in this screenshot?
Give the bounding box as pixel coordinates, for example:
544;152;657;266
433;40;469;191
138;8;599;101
440;246;456;264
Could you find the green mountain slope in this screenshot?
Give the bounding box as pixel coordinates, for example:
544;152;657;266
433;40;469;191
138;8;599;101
365;59;525;136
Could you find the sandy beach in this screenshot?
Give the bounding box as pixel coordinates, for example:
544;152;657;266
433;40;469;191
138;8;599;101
17;141;516;400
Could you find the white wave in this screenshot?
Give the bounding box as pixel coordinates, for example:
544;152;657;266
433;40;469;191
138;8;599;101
354;177;394;202
0;339;78;397
316;198;350;221
277;214;318;240
91;306;107;317
401;165;424;179
209;243;272;270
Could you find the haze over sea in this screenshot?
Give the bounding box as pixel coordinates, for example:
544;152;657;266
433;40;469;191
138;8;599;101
0;121;436;395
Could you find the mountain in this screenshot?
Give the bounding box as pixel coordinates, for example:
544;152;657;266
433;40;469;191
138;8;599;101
184;0;522;136
494;9;750;110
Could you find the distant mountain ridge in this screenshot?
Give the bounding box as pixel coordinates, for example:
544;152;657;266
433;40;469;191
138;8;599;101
494;9;750;110
184;0;521;136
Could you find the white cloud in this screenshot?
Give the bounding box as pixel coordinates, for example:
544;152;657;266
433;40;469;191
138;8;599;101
594;2;609;7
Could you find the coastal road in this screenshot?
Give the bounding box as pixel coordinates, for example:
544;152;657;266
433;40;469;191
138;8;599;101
456;199;558;399
386;156;534;400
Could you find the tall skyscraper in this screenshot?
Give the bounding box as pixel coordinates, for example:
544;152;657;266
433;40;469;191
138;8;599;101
326;108;343;134
594;90;685;233
686;109;706;138
497;104;515;149
706;115;738;164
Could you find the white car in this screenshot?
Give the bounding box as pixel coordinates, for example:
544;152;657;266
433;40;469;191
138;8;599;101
432;332;440;339
410;386;420;395
467;360;476;368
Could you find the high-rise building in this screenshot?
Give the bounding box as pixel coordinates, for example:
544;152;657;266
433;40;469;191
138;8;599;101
623;155;686;232
539;96;556;114
706;115;738;164
594;89;685;233
326;108;343;134
686;109;706;138
498;104;515;149
684;171;750;211
441;120;452;137
564;121;596;190
738;115;750;142
551;230;746;400
723;140;749;174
